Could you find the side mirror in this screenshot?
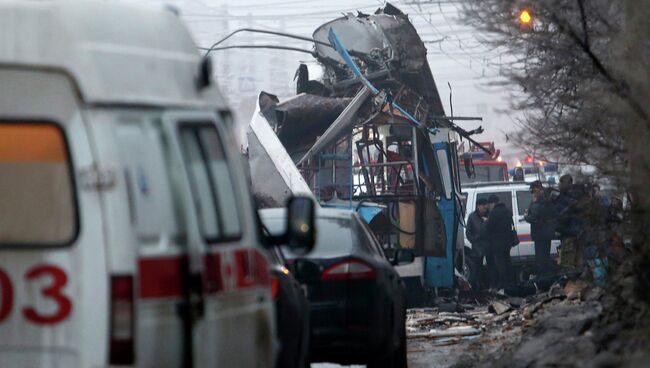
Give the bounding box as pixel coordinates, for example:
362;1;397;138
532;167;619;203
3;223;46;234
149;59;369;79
463;155;475;179
391;249;415;266
285;196;316;256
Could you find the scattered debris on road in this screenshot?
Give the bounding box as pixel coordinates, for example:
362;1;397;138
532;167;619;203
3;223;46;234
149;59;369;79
407;269;650;368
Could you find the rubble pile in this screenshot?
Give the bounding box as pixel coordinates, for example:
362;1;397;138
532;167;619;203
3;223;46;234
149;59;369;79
407;277;616;367
407;308;484;346
414;275;650;368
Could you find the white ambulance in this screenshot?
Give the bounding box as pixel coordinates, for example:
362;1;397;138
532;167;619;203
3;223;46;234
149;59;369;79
0;1;314;367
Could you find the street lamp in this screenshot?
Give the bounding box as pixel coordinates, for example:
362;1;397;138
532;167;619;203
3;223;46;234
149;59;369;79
518;9;533;27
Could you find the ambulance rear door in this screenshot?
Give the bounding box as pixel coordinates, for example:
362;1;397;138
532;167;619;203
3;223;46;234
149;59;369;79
162;111;275;368
0;68;108;367
84;108;191;367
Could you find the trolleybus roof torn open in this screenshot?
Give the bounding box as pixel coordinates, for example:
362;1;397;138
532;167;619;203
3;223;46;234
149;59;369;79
243;3;491;291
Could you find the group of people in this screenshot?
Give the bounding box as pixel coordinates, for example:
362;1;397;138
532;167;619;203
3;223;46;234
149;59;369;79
552;174;623;285
465;194;517;292
466;173;621;292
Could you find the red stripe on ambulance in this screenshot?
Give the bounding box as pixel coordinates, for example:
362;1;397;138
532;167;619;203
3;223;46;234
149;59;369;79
138;256;186;299
138;249;271;300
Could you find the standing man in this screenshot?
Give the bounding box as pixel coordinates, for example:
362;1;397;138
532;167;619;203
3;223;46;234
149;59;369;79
486;195;514;291
466;198;490;290
525;181;556;275
554;174;583;269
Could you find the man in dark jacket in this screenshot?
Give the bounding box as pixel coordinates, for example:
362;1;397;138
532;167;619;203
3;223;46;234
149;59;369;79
466;198;490;290
525;181;556;275
554;174;585;269
486;195;514;290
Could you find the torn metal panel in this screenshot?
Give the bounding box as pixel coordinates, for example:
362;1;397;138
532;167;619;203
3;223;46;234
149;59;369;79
297;86;372;166
259;92;352;153
247;96;315;208
312;3;445;116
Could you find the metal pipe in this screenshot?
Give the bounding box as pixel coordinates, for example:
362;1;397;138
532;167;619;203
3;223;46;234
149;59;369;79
198;45;316;56
359;161;412;168
413;126;420;196
202;28;331;57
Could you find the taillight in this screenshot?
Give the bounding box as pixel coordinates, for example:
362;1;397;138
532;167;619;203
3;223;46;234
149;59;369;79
321;260;376;281
110;275;134;365
271;276;280;299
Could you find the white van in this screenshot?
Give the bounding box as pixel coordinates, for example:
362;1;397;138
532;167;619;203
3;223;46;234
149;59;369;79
0;1;314;367
462;182;560;280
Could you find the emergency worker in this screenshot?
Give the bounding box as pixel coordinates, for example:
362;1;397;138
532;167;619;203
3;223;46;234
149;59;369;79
486;195;514;291
525;180;556;275
555;174;582;269
466;198;489;290
581;183;611;286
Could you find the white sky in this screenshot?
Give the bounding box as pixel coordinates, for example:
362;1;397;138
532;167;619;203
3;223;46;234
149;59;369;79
125;0;525;164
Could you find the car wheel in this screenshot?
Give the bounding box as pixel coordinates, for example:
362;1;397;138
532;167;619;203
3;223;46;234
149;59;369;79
299;355;309;368
394;320;408;368
368;354;393;368
368;321;407;368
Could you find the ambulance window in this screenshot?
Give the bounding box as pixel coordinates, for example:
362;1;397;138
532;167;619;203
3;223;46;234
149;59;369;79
117;121;179;240
0;123;77;246
179;124;242;242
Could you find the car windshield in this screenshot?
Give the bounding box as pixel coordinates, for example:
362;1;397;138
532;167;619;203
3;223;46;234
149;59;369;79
262;215;354;259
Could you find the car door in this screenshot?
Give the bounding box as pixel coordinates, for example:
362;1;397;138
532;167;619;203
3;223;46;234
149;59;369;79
356;216;404;348
514;188;561;258
86;109;187;368
515;189;534;258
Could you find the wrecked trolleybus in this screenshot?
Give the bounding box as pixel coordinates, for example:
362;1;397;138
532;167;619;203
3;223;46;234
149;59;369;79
245;4;492;298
